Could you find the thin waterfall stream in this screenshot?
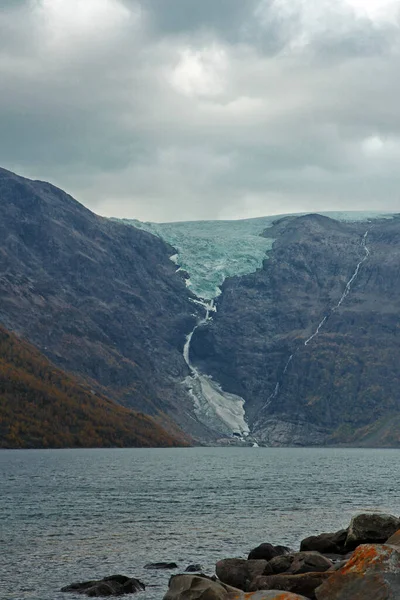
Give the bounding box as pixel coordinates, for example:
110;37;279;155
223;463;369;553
183;299;250;437
262;229;371;409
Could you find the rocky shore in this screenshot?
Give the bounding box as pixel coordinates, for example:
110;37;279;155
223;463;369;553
62;512;400;599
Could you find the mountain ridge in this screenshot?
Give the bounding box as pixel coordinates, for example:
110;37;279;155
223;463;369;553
0;166;213;442
0;323;187;448
2;166;400;447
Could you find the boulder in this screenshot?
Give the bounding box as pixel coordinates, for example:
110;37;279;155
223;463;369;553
269;552;332;576
248;543;291;561
163;575;231;600
269;555;293;574
315;543;400;600
386;529;400;547
290;553;333;575
61;575;145;596
144;562;178;570
249;572;332;599
216;558;271;591
300;530;347;555
345;513;400;549
229;593;312;600
163;578;312;600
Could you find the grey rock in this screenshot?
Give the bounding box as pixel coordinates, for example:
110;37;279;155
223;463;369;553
216;558;271;591
163;576;312;600
163;575;234;600
269;552;332;575
248;543;291;561
300;530;348;555
315;543;400;600
250;572;332;599
345;513;400;549
61;575;145;596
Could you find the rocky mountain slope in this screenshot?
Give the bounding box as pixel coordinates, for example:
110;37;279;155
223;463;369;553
0;167;210;441
0;324;185;448
190;214;400;445
2;166;400;446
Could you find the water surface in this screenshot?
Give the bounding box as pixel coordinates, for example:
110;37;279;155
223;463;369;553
1;447;399;599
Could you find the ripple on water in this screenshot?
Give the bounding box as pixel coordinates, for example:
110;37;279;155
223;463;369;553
1;447;400;600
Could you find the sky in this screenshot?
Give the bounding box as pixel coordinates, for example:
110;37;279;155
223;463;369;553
1;0;400;222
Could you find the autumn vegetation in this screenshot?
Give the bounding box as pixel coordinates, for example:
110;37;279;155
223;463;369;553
0;325;188;449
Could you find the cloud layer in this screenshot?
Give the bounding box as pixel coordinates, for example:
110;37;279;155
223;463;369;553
1;0;400;221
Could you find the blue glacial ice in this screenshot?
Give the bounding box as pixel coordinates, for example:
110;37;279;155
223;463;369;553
120;211;393;301
118;211;394;438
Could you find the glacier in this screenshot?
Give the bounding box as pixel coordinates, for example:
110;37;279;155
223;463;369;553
118;211;394;440
120;211;391;300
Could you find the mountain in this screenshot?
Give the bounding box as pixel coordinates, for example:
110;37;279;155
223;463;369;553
129;212;400;447
2;165;400;447
0;166;210;442
0;324;186;448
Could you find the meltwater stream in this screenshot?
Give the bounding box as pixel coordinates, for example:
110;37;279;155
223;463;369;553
262;229;371;409
121;215;388;436
183;300;250;437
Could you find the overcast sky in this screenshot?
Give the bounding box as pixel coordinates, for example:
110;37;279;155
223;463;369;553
1;0;400;221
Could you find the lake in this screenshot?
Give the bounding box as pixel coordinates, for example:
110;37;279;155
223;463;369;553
1;447;399;599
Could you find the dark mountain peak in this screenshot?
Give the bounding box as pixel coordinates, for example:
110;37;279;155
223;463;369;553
0;168;213;442
263;212;362;244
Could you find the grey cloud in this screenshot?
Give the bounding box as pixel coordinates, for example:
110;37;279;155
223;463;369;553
0;0;400;221
140;0;259;40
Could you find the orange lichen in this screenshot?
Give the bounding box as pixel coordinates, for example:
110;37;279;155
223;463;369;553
340;544;396;575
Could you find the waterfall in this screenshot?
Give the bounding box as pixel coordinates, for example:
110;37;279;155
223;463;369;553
183;300;250;437
261;228;371;411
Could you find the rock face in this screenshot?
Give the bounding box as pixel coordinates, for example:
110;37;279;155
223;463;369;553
386;530;400;547
250;572;331;599
300;531;347;555
315;543;400;600
163;575;311;600
216;558;270;591
190;213;400;445
248;544;291;561
0;167;212;441
345;513;400;549
163;575;233;600
61;575;145;596
268;552;332;576
3;166;400;446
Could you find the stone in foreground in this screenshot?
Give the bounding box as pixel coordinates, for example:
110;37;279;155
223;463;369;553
315;543;400;600
345;513;400;549
300;530;347;555
61;575;145;596
386;529;400;547
163;575;234;600
248;543;291;561
163;574;311;600
216;558;271;590
250;572;331;599
269;552;332;575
